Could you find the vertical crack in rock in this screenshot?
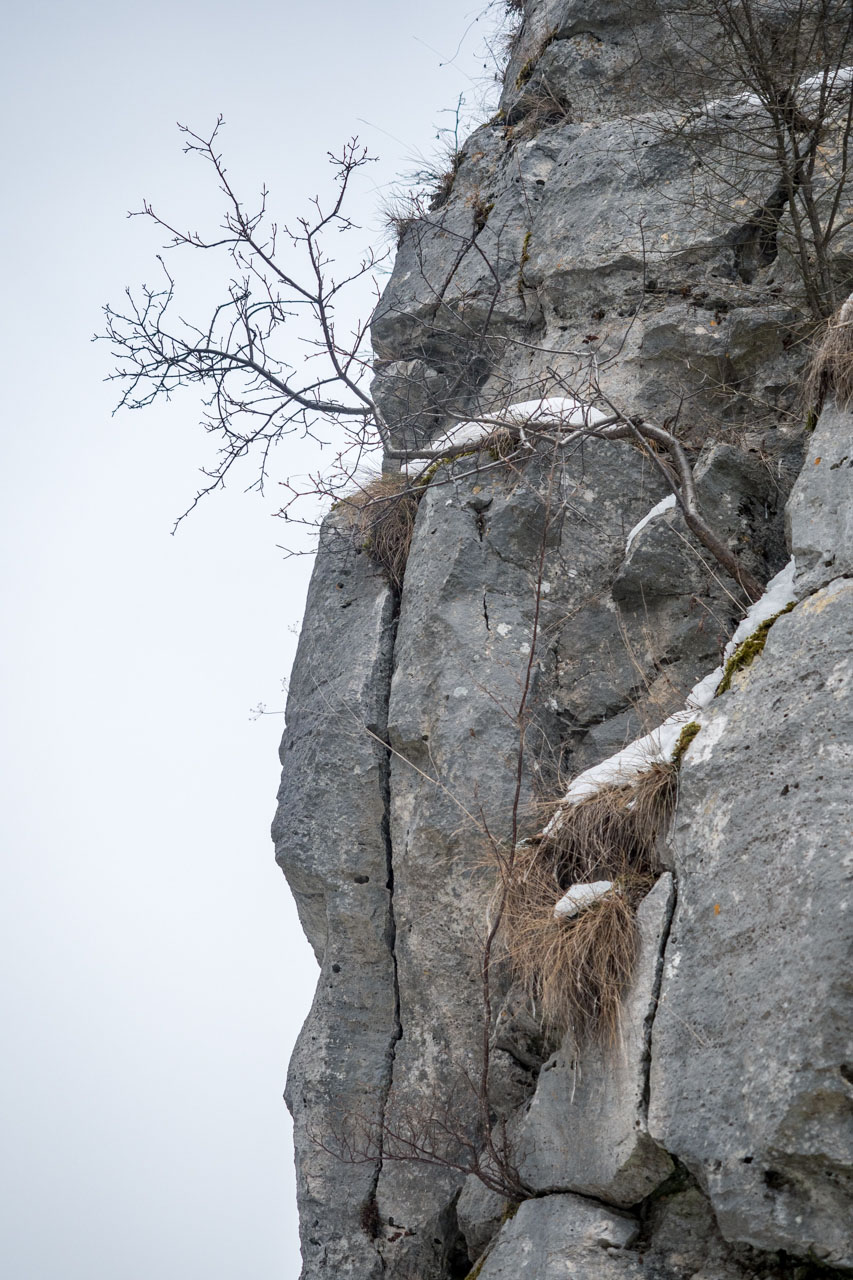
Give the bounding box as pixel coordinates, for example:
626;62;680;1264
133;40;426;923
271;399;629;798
639;876;677;1126
367;587;404;1251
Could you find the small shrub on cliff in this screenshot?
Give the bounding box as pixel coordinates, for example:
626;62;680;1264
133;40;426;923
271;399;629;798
501;763;677;1042
337;472;420;590
381;193;423;247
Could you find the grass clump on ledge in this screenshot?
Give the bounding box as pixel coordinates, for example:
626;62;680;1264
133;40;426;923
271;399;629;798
336;472;419;590
502;762;677;1043
803;293;853;413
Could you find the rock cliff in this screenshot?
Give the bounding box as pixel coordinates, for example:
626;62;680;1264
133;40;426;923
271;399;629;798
274;3;853;1276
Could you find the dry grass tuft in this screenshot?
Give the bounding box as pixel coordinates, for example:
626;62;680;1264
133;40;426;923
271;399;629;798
507;84;573;140
337;472;419;589
481;425;519;460
501;763;677;1043
803;293;853;413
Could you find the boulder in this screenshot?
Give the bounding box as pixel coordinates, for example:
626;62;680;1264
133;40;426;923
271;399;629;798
475;1194;642;1280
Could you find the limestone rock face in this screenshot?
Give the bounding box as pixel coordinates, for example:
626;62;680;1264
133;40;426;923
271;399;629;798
375;443;668;1278
787;399;853;597
648;576;853;1268
276;2;853;1277
475;1194;642;1280
273;524;399;1280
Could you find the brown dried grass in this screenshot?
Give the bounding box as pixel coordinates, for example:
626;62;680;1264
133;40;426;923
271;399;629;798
337;472;419;589
507;84;573;140
803;293;853;413
481;425;519;459
501;763;677;1043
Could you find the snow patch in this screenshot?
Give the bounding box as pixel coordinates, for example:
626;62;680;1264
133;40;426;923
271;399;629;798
685;712;728;766
554;881;615;919
551;560;796;810
625;494;676;553
430;396;609;454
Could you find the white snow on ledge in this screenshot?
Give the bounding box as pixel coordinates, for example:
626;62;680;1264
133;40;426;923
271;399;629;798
554;880;615;919
430;396;609;453
548;559;797;813
625;494;676;553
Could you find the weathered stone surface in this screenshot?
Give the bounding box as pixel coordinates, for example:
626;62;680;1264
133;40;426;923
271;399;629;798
373;444;670;1275
456;1176;510;1261
476;1194;642;1280
371;123;548;373
787;400;853;597
500;1;722;126
374;57;802;444
371;359;452;459
648;579;853;1267
276;6;852;1277
273;520;399;1280
515;875;675;1205
640;1180;755;1280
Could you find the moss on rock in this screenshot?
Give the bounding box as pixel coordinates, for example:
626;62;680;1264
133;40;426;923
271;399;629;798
716;603;795;695
672;721;702;766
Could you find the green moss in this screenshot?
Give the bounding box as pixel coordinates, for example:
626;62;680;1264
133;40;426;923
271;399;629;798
806;407;818;433
416;449;478;490
715;602;795;695
516;58;535;87
464;1255;487;1280
501;1200;520;1222
515;30;557;87
671;721;701;767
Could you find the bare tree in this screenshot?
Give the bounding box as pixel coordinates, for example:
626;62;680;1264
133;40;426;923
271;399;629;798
656;0;853;317
99;119;766;600
99;120;393;527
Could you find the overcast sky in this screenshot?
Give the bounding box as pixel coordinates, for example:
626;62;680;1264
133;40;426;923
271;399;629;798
0;3;509;1276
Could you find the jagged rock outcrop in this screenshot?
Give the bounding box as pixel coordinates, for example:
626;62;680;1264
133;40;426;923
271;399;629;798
273;525;399;1280
275;3;852;1277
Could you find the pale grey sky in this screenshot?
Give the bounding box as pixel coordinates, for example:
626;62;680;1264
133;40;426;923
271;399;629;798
0;3;507;1276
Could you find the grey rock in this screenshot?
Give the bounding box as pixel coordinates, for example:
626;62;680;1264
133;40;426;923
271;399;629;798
516;876;675;1205
641;1181;753;1280
500;1;719;126
492;985;552;1072
787;399;853;597
476;1194;642;1280
273;518;399;1280
648;580;853;1268
371;359;452;457
456;1177;510;1260
370;124;548;372
372;444;672;1274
